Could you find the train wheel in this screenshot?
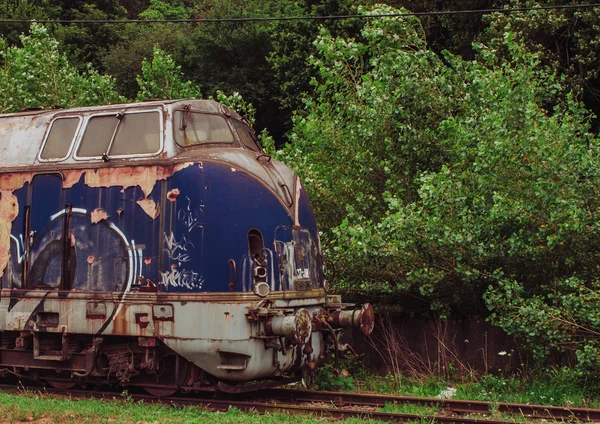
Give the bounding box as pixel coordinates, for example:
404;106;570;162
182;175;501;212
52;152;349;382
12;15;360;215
46;380;77;390
143;387;177;397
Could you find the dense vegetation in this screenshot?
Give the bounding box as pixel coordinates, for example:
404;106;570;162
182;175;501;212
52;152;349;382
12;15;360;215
2;0;600;382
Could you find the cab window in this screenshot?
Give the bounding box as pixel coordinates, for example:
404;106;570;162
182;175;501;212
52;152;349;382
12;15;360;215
231;119;260;151
40;117;81;160
174;111;234;147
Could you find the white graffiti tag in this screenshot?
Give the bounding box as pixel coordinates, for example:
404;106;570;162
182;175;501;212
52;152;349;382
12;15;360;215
164;232;194;263
159;269;203;290
177;197;204;232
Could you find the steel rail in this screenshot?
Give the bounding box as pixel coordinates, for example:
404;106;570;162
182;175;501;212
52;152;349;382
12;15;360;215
255;388;600;422
2;383;599;422
0;385;512;424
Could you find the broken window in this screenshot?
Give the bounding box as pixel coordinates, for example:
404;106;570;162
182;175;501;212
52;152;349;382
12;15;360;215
174;111;234;147
40;117;81;160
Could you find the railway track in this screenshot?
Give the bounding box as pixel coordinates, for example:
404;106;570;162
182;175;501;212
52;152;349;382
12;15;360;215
1;383;599;423
256;388;600;421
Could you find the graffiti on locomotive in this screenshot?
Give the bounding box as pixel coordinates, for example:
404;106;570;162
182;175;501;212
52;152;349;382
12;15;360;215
0;100;373;395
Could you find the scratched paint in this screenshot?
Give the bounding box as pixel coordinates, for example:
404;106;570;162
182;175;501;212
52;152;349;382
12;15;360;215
90;208;108;224
136;198;160;220
0;164;197;277
167;188;180;201
0;190;18;277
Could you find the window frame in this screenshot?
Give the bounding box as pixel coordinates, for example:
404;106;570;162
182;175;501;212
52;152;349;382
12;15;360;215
38;116;83;163
172;109;237;148
73;108;164;162
230;117;262;152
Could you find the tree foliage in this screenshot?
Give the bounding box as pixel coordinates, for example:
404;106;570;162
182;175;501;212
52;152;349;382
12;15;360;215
0;24;124;113
136;45;202;100
280;5;600;374
480;1;600;125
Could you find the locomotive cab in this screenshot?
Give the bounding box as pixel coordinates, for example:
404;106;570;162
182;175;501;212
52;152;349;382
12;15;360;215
0;99;373;394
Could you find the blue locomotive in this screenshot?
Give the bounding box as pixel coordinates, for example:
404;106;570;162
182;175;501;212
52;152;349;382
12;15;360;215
0;100;373;395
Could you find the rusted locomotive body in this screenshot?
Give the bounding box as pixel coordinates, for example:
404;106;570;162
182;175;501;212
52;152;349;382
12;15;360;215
0;100;372;394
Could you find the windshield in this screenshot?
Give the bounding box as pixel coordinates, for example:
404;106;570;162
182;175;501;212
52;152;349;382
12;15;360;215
174;111;234;147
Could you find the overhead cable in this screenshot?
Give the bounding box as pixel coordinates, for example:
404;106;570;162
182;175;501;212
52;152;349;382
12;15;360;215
0;3;599;24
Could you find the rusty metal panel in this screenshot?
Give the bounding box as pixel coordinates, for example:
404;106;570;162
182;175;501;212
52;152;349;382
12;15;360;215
86;301;106;319
152;304;173;320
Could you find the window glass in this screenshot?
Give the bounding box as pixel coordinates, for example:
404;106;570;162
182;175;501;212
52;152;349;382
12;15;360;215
110;112;160;155
77;115;118;157
174;111;234;146
232;119;259;151
41;117;80;160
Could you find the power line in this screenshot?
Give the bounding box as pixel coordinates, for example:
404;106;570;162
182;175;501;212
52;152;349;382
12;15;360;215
0;3;599;24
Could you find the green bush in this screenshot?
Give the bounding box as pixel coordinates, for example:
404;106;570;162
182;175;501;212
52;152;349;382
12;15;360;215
280;5;600;376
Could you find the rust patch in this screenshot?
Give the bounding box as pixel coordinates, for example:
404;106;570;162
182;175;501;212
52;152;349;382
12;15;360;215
136;198;160;220
82;164;192;197
70;233;76;247
0;172;33;190
167;188;180;202
295;309;313;344
85;167;159;197
62;169;85;189
174;162;193;173
87;256;95;264
135;312;150;329
116;208;123;216
360;303;375;336
144;257;152;265
0;190;18;277
90;208;108;224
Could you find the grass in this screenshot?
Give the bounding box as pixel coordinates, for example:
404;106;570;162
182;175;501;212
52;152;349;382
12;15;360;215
0;388;395;424
2;361;598;423
313;357;600;409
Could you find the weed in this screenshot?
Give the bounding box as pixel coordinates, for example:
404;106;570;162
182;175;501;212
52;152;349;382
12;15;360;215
312;357;358;391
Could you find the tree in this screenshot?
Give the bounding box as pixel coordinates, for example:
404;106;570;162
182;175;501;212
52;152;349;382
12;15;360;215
280;5;600;374
178;0;294;140
136;45;202;100
0;24;124;113
479;1;600;127
268;0;368;115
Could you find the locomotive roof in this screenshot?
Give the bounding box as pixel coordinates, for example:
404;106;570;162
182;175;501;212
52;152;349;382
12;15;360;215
0;99;236;118
0;99;244;168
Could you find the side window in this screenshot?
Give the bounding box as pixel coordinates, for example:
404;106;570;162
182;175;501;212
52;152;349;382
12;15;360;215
77;111;161;158
110;112;160;155
231;119;260;151
77;115;118;157
40;117;81;160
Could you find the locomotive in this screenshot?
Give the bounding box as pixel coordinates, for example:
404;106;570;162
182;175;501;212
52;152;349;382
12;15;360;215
0;99;373;395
